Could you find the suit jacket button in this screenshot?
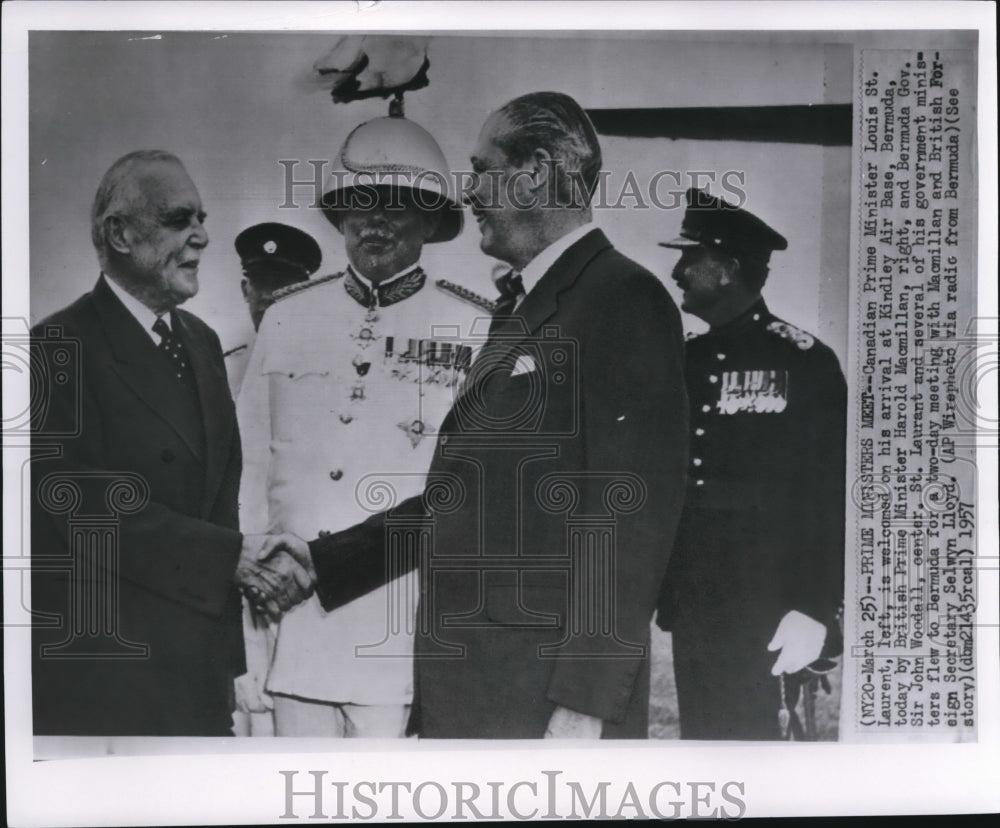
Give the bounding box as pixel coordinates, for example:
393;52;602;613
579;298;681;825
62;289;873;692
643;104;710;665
329;469;344;481
161;448;175;463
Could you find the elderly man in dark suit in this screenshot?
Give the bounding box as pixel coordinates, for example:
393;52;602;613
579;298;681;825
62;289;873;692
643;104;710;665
30;150;310;736
260;92;689;739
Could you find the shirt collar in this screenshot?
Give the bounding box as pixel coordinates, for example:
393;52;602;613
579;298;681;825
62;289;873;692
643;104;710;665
103;273;164;342
517;222;597;301
345;263;426;308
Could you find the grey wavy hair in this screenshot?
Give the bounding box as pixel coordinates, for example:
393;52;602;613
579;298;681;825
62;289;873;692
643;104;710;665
493;91;602;209
90;149;182;268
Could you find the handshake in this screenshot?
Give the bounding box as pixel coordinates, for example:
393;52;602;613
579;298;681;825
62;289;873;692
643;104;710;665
234;533;315;621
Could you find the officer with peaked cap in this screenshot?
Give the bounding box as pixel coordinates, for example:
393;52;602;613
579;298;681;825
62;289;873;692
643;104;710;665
236;114;483;738
235;222;322;331
222;223;321;400
655;188;846;740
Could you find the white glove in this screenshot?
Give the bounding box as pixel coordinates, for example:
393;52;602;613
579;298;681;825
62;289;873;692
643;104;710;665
313;35;430;93
544;705;603;739
233;597;276;713
766;610;827;676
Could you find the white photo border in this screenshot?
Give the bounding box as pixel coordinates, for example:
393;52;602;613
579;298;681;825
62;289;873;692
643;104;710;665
3;2;997;823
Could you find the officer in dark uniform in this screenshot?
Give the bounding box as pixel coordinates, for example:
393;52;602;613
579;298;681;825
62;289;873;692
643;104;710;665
235;222;322;331
223;222;322;397
655;188;846;740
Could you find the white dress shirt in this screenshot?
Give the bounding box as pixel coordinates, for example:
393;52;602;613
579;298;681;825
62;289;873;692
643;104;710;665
515;221;597;306
104;273;165;342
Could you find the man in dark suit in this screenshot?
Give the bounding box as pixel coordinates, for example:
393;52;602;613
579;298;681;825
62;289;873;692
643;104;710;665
258;92;689;738
30;150;309;736
654;189;846;740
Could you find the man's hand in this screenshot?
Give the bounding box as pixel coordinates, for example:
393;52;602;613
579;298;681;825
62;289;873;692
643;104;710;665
234;533;269;599
259;532;315;579
234;533;315;622
544;706;603;739
767;609;827;675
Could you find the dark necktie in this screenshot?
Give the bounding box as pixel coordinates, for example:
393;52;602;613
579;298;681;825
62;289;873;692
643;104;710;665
153;315;196;389
490;270;524;333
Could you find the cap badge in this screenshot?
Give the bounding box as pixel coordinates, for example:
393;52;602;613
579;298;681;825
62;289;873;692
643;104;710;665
263;240;277;254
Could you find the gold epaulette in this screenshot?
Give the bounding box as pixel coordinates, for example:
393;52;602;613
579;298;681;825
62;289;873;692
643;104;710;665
272;271;345;302
435;279;498;313
766;319;815;351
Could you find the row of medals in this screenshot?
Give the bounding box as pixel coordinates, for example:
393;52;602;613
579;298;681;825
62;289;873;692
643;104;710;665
348;305;429;448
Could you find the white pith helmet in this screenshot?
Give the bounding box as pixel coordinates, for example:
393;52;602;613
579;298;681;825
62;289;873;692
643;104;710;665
321;115;463;244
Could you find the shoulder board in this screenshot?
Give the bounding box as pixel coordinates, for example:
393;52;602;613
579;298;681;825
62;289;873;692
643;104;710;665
223;343;248;358
272;271;345;302
766;319;815;351
435;279;498;313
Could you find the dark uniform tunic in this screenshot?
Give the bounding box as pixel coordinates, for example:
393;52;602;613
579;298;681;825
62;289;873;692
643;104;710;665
657;299;846;739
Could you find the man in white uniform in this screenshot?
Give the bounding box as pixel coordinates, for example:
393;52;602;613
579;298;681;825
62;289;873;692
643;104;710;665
237;115;485;736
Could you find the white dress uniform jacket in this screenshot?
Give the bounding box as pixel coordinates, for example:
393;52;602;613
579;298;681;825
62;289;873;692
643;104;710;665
238;265;485;704
224;340;252;398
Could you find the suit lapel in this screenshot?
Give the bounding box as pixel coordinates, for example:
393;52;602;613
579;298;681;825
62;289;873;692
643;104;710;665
518;228;609;335
92;277;205;461
173;311;233;517
465;229;611;395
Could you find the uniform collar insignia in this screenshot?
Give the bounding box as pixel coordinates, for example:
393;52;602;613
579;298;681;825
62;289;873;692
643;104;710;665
345;265;426;309
344;268;371;307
